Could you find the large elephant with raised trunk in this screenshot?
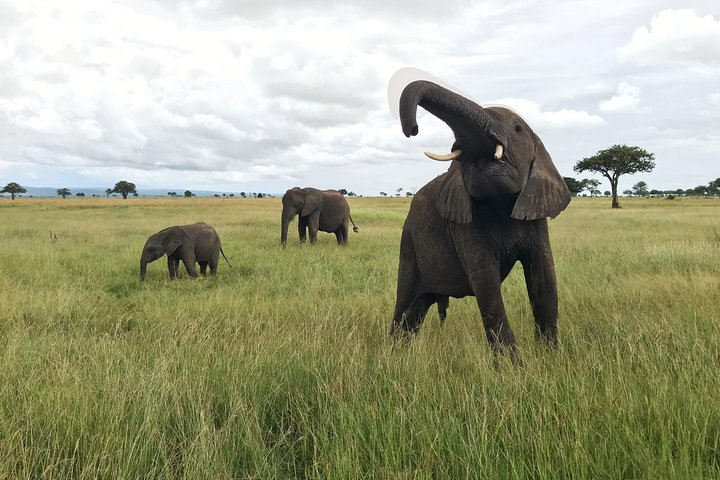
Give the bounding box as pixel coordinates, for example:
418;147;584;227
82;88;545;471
389;79;571;360
140;222;229;280
280;187;358;246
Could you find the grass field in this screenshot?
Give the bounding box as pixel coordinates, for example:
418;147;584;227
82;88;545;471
1;195;719;478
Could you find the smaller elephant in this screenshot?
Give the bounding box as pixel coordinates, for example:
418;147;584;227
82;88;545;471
140;222;230;280
280;187;359;246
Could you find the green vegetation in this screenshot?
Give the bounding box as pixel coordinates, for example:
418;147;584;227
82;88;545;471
0;196;718;478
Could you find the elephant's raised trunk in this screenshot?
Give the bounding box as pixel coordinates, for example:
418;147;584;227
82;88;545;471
399;80;492;150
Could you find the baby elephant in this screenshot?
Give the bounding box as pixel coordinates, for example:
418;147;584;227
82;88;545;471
139;222;229;280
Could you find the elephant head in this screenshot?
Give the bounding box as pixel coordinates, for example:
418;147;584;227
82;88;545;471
280;187;323;245
399;80;570;222
139;227;183;280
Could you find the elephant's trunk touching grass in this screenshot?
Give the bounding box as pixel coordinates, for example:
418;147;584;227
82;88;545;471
140;256;148;280
280;210;293;246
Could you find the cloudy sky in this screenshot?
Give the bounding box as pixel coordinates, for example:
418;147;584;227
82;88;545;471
1;0;718;195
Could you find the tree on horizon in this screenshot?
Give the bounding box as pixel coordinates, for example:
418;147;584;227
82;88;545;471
1;182;26;200
111;181;137;199
574;144;655;208
57;188;71;199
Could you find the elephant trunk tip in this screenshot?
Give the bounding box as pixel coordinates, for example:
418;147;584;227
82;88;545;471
403;123;419;138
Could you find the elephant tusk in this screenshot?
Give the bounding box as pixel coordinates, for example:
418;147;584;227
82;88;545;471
494;144;504;160
424;149;462;161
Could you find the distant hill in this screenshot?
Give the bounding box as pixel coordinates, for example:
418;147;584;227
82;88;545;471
4;186;280;198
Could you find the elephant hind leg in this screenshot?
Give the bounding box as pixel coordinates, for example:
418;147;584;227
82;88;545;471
392;293;435;339
335;223;349;245
199;262;208;276
437;295;449;324
340;222;349;245
209;253;219;276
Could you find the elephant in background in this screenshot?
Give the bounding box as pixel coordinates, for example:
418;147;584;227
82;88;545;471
140;222;230;280
280;187;359;246
389;79;571;360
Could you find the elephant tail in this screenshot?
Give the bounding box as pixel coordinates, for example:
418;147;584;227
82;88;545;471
350;215;359;233
220;247;233;268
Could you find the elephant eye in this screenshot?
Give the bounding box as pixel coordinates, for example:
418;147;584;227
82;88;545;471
514;122;522;133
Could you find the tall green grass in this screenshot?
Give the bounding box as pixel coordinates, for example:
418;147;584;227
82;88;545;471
0;196;718;478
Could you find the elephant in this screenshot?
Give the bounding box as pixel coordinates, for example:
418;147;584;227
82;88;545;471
389;79;571;359
139;222;230;280
280;187;359;246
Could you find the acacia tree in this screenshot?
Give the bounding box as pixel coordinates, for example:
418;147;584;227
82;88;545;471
562;177;584;196
632;181;649;197
707;178;720;196
574;144;655;208
57;188;71;199
111;181;137;199
1;182;26;200
583;179;601;196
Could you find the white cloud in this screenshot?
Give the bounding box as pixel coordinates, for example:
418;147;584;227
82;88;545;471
486;98;604;130
621;9;720;67
599;82;642;112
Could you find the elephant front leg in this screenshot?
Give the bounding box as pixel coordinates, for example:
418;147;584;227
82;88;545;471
167;257;179;279
298;217;307;243
469;267;518;360
521;251;559;348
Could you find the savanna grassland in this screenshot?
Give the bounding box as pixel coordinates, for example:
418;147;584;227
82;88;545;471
0;195;719;479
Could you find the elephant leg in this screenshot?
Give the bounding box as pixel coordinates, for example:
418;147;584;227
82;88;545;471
402;293;436;335
340;222;349;245
199;262;208;276
307;211;321;245
298;217;307;243
173;258;181;279
437;295;449;323
167;257;176;279
468;267;517;359
391;230;422;338
182;254;199;278
209;250;219;276
334;229;343;245
521;253;559;348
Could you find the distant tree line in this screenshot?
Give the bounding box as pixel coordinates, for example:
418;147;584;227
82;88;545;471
563;176;720;199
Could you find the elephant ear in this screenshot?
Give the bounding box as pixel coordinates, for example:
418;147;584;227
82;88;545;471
301;190;323;216
436;162;473;224
511;135;571;221
162;228;184;256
